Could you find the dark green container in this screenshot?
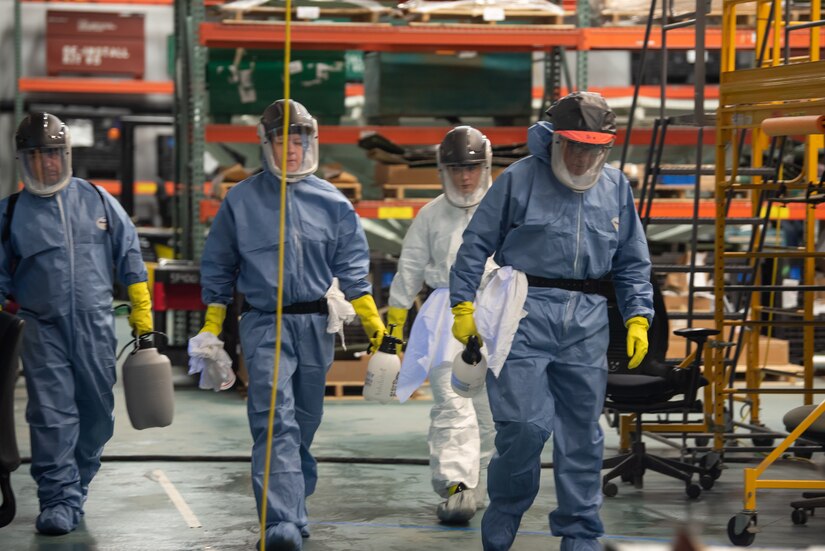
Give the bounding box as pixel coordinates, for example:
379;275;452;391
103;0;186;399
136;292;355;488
363;52;532;125
207;49;347;124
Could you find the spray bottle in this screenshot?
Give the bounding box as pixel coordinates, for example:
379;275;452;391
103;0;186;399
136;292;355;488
362;324;402;404
451;335;487;398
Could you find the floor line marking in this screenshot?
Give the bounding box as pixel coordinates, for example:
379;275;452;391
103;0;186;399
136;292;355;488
304;521;675;542
149;469;202;528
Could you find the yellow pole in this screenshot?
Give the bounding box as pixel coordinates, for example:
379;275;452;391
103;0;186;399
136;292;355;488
260;2;293;548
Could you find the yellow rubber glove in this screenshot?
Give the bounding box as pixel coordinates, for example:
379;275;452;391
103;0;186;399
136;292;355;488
199;303;227;336
352;294;387;351
386;306;407;342
451;301;482;346
626;316;650;369
127;281;154;336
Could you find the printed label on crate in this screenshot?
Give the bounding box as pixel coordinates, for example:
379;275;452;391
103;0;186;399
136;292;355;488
61;44;131;67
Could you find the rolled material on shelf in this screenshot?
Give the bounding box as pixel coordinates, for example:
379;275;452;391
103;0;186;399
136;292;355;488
761;115;825;137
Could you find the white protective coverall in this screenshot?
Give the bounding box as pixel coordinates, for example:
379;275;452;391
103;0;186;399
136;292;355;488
389;194;495;501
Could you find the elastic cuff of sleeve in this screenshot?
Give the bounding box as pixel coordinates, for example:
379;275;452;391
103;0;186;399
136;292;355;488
625;316;650;330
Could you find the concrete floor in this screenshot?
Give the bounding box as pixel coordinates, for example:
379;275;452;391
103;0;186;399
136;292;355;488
2;320;825;550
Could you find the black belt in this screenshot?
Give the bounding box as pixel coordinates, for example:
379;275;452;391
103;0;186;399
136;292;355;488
525;275;614;298
242;299;328;315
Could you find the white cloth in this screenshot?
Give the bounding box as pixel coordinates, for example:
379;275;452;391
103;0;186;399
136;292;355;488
187;331;236;391
396;288;463;402
324;277;356;348
475;266;529;378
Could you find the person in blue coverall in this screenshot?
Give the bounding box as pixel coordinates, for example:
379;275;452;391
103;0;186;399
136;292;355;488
449;92;654;551
196;99;386;551
0;112;153;535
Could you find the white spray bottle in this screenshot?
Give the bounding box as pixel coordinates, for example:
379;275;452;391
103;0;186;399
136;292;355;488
451;335;487;398
362;324;402;404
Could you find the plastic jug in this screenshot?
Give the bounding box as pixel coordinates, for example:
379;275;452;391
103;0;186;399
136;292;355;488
122;335;175;430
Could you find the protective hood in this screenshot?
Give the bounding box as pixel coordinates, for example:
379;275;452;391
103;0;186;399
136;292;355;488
258;99;319;183
437;126;493;208
15;112;72;197
544;91;616;192
528;121;612;193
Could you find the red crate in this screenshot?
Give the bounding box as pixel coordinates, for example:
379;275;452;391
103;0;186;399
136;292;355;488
46;10;145;78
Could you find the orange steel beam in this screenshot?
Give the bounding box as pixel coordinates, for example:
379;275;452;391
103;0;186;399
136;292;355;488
200;22;825;52
345;83;720;100
200;22;581;51
206;124;715;146
21;0;173;3
95;180;181;196
200;198;825;222
18;77;174;95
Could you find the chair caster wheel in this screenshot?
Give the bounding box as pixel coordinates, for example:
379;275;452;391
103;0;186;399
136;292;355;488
603;482;618;497
699;474;714;490
791;508;808;525
686;483;701;499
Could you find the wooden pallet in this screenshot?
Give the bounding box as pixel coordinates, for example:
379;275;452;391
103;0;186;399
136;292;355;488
325;380;367;399
602;7;811;27
218;1;395;23
383;183;442;199
405;7;572;25
324;380;429;400
332;181;363;202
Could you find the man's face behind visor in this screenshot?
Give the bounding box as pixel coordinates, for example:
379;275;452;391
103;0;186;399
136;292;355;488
550;133;614;193
561;139;612;176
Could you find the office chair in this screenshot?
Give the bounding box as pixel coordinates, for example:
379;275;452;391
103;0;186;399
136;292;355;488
0;310;24;527
601;279;720;499
782;403;825;526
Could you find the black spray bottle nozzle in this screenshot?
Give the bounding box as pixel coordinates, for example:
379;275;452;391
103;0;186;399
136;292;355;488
378;324;403;354
461;335;483;365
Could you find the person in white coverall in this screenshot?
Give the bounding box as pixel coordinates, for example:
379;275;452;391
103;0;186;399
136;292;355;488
386;126;496;524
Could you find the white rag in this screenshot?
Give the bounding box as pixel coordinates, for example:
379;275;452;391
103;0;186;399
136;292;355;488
325;277;356;349
475;266;529;378
395;288;464;403
187;331;236;391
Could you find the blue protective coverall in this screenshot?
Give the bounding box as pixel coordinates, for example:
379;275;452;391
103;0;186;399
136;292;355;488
0;179;147;532
449;122;654;551
199;169;371;543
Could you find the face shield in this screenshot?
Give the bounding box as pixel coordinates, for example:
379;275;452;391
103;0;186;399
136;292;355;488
437;126;493;208
550;131;613;193
18;145;72;197
15;112;72;197
440;162;490;208
258;99;319;183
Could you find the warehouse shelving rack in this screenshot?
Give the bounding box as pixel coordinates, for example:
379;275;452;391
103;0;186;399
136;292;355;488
189;9;825;225
710;0;825;544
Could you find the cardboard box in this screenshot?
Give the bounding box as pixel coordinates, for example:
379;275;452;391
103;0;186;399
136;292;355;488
327;355;369;382
375;163;506;187
667;333;790;366
46;11;145;78
375;164;440;187
663;293;713;313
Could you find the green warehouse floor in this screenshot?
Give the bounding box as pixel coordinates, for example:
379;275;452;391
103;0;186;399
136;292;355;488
2;319;825;551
